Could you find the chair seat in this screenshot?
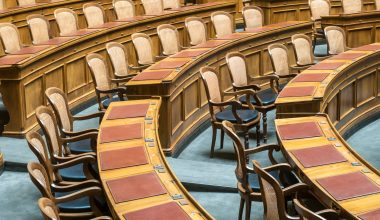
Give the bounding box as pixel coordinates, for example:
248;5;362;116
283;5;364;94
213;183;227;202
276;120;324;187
56;192;91;212
215;109;259;124
248;170;299;192
239;89;277;106
68;138;93;153
59;163;86;181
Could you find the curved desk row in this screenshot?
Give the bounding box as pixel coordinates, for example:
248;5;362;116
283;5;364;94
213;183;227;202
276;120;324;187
275;43;380;134
275;114;380;219
0;1;235;135
97;98;213;220
126;20;313;154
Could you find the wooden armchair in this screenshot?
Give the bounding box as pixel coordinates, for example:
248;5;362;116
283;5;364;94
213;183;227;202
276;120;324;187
157;24;187;56
291;34;329;69
54;8;81;36
222;121;300;220
86;53;130;110
26;15;52;45
200;66;261;157
185;17;207;46
294;198;340;220
211;11;234;38
39;197;112;220
113;0;135;20
28;162;106;219
341;0;362;13
268;43;303;79
45;87;104;153
0;23;23;54
141;0;164;15
83;3;108;28
131;33;164;69
17;0;35;6
242;6;264;29
226;52;280;143
106;42;140;78
309;0;331;53
324;26;351;55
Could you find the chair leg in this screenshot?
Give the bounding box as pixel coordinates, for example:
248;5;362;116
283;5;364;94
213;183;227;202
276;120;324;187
244;132;249;150
262;112;268;144
220;129;224;149
256;124;260;147
210;125;217;158
238;197;245;220
245;198;251;220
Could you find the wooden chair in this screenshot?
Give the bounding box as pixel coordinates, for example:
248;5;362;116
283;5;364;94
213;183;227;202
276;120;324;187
86;53;130;110
163;0;180;9
211;11;234;38
39;197;112;220
242;6;264;29
200;66;261;157
157;24;186;56
253;160;309;220
141;0;164;14
45;87;104;153
83;3;107;28
293;198;339;220
324;26;350;55
113;0;135;20
341;0;362;13
26;15;52;45
131;33;163;68
28;162;105;219
309;0;331;52
185;17;207;46
226;52;280;143
17;0;35;6
54;8;80;36
222;121;300;220
0;23;23;54
268;43;303;80
106;42;141;78
291;34;328;68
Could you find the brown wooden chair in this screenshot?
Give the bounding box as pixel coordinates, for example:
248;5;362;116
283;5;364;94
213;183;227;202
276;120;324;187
200;66;261;157
242;6;264;29
341;0;362;13
141;0;164;14
113;0;135;20
83;3;107;28
106;42;141;78
157;24;187;56
39;197;112;220
291;34;329;69
26;14;52;45
28;162;106;219
86;53;130;110
309;0;330;53
131;33;164;69
293;198;339;220
54;8;81;36
17;0;35;6
211;11;234;38
0;23;23;54
226;52;280;143
222;121;300;220
324;26;351;55
45;87;104;153
185;17;207;46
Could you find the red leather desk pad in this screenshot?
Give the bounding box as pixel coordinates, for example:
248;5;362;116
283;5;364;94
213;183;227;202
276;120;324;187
245;26;273;33
277;122;323;140
132;70;173;81
291;144;347;168
193;40;228;48
0;55;30;65
308;62;346;70
217;33;246;40
100;123;142;143
317;172;380;201
92;22;124;29
354;44;380;51
117;16;151;22
358;208;380;220
10;45;51;55
63;29;98;36
330;52;367;60
292;73;329;82
145;10;176;16
37;37;75;45
150;60;189;70
107;104;150;119
100;146;148;171
123;202;191;220
107;172;167;203
278;86;316;98
171;49;209;58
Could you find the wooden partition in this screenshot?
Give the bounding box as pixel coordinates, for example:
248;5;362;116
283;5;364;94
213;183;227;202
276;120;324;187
126;21;313;154
0;2;235;135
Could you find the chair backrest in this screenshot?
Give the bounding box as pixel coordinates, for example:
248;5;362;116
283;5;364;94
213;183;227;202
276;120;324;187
268;43;290;76
309;0;331;21
253;160;287;220
38;197;60;220
27;162;53;199
54;8;79;36
106;42;130;77
211;11;234;38
163;0;180;9
86;53;112;91
226;52;249;87
324;26;346;55
0;0;4;10
113;0;135;20
0;23;22;54
157;24;181;55
45;87;74;133
294;198;327;220
83;3;106;28
185;17;207;46
131;33;155;65
141;0;163;14
242;6;264;29
26;14;51;45
200;66;222;104
291;34;314;66
17;0;35;6
341;0;362;13
376;0;380;10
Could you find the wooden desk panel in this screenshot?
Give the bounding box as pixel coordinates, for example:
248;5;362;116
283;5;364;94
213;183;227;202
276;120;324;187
97;99;213;220
275;114;380;219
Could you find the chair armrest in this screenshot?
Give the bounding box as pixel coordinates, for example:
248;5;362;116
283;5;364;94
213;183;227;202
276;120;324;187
277;73;298;79
233;84;261;91
316;209;339;218
63;128;99;137
155;55;166;61
54;152;97;162
110;75;134;84
96;87;127;95
223;89;257;109
62;132;98;144
283;183;309;197
210;100;243;123
245;144;280;164
55;186;102;204
263;163;293;173
128;64;149;71
52;179;101;192
73;111;105;121
52;155;96;170
290;65;308;72
249;75;280;82
91;216;113;220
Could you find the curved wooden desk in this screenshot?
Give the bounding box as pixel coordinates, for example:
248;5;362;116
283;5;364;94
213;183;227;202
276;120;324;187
0;2;235;135
275;114;380;219
126;21;313;154
97;98;213;220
